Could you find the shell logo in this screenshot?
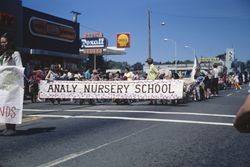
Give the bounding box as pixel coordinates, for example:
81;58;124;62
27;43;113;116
117;33;130;48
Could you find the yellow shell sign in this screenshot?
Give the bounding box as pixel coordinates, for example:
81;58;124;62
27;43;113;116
117;33;130;48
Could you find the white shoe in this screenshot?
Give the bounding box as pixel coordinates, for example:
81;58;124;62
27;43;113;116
37;98;43;102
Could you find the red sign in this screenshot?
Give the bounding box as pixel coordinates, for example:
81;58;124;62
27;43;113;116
117;33;130;48
0;12;16;29
83;32;103;38
29;17;76;42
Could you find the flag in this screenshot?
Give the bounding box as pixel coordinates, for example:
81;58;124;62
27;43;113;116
191;56;200;81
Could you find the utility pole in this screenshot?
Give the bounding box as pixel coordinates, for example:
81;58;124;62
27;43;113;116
71;11;81;23
148;10;151;59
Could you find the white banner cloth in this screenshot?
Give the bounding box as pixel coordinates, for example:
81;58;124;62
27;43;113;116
39;80;184;100
0;66;24;124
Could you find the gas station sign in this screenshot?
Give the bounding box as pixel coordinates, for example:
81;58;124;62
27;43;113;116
117;33;130;48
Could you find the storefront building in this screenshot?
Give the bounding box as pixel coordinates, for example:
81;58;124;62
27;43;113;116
0;0;81;76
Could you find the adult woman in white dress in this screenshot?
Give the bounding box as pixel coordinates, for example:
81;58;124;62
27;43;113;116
0;33;23;136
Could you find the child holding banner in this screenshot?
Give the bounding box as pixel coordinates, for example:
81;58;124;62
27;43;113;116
0;33;23;136
123;67;134;81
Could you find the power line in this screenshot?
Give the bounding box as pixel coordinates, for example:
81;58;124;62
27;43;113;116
80;24;102;33
153;10;250;20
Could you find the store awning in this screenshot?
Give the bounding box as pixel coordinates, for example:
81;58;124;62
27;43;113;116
18;46;126;59
103;46;126;55
17;47;83;59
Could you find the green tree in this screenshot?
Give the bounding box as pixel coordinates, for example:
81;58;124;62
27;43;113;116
183;60;193;64
104;60;130;70
246;60;250;67
131;62;143;71
87;55;105;71
240;61;246;72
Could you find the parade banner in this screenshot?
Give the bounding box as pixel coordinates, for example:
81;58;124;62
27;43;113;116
39;80;184;100
0;66;24;124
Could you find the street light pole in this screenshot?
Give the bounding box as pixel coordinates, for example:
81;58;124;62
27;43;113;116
164;38;177;72
184;45;196;57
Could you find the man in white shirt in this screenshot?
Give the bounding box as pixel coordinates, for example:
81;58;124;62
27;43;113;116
211;64;219;96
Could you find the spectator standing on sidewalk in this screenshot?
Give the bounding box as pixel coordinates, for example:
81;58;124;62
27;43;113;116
0;33;23;136
233;73;242;90
211;63;219;96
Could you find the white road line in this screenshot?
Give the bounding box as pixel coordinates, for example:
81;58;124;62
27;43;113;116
227;93;233;96
24;109;58;112
36;125;157;167
28;114;233;126
24;109;235;118
67;109;236;118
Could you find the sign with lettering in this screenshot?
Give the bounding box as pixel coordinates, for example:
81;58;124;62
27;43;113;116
81;32;107;55
226;48;234;61
39;80;183;100
81;37;108;49
199;57;220;63
0;12;16;29
81;48;103;55
83;32;103;38
29;17;76;42
0;66;24;124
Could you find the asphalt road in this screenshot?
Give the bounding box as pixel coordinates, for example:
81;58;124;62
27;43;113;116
0;86;249;167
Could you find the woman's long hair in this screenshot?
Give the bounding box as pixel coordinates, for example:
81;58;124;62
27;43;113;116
0;33;16;58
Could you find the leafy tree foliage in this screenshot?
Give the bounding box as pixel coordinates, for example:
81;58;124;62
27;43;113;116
131;62;143;71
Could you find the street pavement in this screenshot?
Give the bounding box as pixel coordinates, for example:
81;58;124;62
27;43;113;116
0;86;249;167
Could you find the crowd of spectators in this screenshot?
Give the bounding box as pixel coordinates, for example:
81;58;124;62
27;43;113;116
25;63;250;105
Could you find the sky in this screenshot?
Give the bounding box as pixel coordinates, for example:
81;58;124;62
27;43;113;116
21;0;250;65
